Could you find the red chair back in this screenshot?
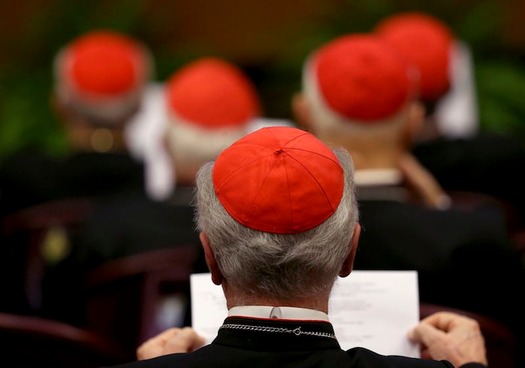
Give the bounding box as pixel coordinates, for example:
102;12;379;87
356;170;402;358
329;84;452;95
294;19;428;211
84;246;199;355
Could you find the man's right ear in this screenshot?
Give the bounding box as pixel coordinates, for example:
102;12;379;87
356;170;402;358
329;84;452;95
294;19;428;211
291;92;312;131
339;223;361;278
405;100;426;144
199;232;224;286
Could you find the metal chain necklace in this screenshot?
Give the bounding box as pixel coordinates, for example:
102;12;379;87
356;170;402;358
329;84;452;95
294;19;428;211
220;323;337;340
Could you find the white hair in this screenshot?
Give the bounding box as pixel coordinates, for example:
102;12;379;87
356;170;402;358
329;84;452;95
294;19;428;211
164;108;251;168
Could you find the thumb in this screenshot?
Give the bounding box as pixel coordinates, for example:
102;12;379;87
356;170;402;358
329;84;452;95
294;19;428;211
408;322;444;347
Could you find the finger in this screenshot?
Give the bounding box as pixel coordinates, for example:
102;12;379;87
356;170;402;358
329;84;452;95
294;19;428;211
137;341;165;360
422;312;474;333
408;320;444;347
183;327;207;350
163;331;193;353
163;327;206;353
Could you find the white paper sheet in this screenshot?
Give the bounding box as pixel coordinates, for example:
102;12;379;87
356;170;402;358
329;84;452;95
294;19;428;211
191;270;420;357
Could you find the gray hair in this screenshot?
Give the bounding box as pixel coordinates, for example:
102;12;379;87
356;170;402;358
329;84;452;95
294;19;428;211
194;147;358;301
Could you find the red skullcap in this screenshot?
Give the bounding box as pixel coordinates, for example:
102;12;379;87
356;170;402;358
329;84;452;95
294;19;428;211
212;126;344;234
312;34;415;122
166;57;261;129
64;30;147;97
374;12;454;102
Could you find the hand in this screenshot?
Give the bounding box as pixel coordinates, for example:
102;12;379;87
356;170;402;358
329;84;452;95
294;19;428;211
136;327;206;360
399;153;451;210
408;311;488;367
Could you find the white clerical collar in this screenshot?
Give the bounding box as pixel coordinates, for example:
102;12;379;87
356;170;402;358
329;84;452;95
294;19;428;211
228;306;329;321
354;168;403;186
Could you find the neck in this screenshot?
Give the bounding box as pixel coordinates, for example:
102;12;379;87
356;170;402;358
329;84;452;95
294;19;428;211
228;305;330;321
67;124;127;153
317;131;408;171
223;285;331;314
348;148;405;171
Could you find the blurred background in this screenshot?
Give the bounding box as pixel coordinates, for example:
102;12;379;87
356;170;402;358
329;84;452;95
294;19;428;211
1;0;525;161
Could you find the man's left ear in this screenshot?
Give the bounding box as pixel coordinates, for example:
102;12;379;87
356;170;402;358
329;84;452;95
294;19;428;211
339;223;361;278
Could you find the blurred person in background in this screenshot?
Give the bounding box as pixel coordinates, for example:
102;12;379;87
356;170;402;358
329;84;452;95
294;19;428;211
373;11;525;239
291;32;525;365
0;29;154;315
0;30;154;219
124;58;292;202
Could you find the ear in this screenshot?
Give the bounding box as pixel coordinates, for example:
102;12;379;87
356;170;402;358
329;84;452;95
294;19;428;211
291;92;312;131
338;223;361;278
199;232;224;286
405;101;426;144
